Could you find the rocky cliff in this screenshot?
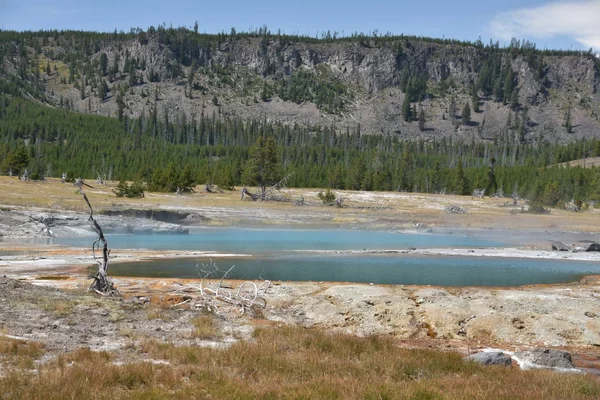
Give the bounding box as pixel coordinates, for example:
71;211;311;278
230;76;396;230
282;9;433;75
1;29;599;143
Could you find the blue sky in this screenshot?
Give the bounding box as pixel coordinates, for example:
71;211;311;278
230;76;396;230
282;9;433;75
1;0;598;50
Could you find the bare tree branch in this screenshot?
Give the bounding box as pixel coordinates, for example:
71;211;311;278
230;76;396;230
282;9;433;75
191;260;271;315
82;192;118;296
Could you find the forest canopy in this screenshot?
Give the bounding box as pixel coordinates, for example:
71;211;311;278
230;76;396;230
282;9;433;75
1;94;600;207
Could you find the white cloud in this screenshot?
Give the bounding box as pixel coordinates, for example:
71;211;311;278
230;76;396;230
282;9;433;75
490;0;600;50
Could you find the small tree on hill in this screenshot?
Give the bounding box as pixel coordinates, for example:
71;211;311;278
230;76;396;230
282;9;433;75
471;86;480;113
462;103;471;125
402;92;412;122
565;104;573;133
418;106;426;131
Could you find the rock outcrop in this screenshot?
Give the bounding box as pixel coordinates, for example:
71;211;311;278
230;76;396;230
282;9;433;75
466;352;512;366
0;208;188;238
513;349;578;371
551;241;570;251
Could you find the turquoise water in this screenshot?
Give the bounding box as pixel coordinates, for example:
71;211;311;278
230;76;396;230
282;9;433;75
108;253;600;286
28;227;600;286
46;228;503;252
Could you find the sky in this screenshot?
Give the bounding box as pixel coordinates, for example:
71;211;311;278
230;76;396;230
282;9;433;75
0;0;599;51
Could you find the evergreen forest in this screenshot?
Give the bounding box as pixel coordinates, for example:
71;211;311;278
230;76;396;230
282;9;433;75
1;94;600;208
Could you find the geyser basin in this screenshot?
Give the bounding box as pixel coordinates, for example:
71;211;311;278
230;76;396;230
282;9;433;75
42;227;599;287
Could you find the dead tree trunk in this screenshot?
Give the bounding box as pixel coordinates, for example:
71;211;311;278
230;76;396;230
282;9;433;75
74;179;93;193
82;192;117;295
261;173;294;200
241;173;295;201
241;186;260;201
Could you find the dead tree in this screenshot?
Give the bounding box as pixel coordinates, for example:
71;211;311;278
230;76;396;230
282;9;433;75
510;188;520;205
20;168;29;181
61;172;67;183
204;183;224;193
74;178;93;193
241;173;294;201
194;261;271;315
472;188;485;198
565;199;582;212
241;186;260;201
82;192;118;295
260;173;294;199
491;186;504;198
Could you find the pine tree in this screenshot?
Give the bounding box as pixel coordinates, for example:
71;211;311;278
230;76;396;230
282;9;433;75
449;95;457;126
187;60;195;99
177;164;196;191
565;104;573;133
99;79;108;101
1;146;30;175
431;160;443;193
461;102;471;125
471;86;480;113
242;136;282;194
80;77;85;100
518;107;528;142
503;70;514;105
486;156;497;194
402;92;412;122
510;89;519;110
418;106;426;131
455;157;470;195
116;91;125;121
397;147;414;191
99;53;108;76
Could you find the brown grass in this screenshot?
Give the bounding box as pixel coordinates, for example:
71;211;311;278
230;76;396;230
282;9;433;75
0;336;45;370
190;314;222;339
35;276;70;281
2;176;600;234
0;327;598;399
41;299;76;317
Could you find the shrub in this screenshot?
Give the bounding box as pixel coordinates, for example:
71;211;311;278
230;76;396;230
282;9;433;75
113;180;145;198
318;189;336;205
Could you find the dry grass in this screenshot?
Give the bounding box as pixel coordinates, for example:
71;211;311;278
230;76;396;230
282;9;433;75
145;303;171;321
189;314;222;339
2;176;600;233
0;327;598;399
0;336;45;370
41;299;76;317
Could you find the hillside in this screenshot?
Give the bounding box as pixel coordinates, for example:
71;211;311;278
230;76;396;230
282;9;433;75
1;27;599;143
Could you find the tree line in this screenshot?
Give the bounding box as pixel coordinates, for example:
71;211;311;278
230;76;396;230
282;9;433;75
2;95;600;207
